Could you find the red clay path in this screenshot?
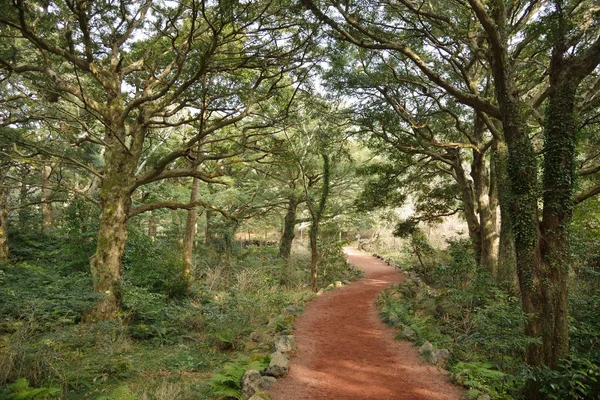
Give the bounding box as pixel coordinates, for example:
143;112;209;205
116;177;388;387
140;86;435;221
269;247;464;400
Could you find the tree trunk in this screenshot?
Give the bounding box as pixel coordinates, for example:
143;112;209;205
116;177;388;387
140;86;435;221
148;213;157;238
305;154;330;292
183;176;200;275
494;140;518;291
86;122;138;321
87;180;131;321
451;152;482;261
309;222;318;291
472;149;499;279
41;161;53;232
0;173;8;261
535;26;582;364
278;197;298;259
18;176;29;227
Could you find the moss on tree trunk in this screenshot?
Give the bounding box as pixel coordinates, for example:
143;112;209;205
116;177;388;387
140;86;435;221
278;197;299;259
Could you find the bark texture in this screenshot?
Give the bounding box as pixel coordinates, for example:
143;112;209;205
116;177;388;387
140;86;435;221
494;141;518;291
183;175;201;275
0;174;8;261
307;154;330;292
278;197;299;259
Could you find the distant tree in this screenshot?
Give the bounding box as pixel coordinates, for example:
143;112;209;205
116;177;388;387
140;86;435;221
302;0;600;369
0;0;310;319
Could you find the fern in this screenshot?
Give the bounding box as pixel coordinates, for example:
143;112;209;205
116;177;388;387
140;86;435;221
2;378;60;400
205;355;269;399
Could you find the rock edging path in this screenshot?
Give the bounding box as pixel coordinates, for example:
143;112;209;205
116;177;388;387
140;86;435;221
269;247;464;400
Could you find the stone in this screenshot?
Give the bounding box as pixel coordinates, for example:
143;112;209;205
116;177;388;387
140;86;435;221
316;289;324;296
418;341;435;361
401;327;416;340
431;348;450;367
334;281;343;288
248;391;272;400
281;305;303;316
242;370;277;399
264;351;289;377
251;332;273;344
387;313;400;325
256;376;276;390
274;335;296;353
242;369;262;399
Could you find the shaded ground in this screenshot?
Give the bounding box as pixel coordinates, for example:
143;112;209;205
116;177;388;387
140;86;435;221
269;247;464;400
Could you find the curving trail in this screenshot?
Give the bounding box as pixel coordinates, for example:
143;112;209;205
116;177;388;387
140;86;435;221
269;247;464;400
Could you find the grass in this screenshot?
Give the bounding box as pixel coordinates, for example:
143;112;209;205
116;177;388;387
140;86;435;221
0;236;359;400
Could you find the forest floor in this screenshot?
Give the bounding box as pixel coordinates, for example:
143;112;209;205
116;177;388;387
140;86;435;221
269;247;464;400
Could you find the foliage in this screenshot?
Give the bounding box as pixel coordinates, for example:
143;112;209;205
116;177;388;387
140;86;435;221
530;355;600;400
0;261;98;327
0;378;60;400
122;228;190;299
377;240;531;399
204;355;270;400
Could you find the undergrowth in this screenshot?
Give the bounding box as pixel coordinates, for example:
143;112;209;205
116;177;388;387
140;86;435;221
377;237;600;400
0;225;358;399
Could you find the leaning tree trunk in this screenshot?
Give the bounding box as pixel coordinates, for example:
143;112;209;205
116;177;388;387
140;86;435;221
278;197;299;259
183;175;201;275
41;160;53;232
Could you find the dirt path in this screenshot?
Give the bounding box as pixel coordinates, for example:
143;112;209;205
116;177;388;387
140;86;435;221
269;247;464;400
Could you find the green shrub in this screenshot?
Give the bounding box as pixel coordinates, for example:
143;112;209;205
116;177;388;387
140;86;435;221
122;285;202;344
204;355;270;400
531;355;600;400
122;229;190;299
0;378;60;400
0;262;98;327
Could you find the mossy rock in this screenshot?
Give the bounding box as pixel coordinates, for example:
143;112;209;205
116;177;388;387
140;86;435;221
249;391;272;400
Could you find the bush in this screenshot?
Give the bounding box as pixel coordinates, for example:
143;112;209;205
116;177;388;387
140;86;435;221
531;355;600;400
204;355;270;400
122;228;190;299
0;262;98;327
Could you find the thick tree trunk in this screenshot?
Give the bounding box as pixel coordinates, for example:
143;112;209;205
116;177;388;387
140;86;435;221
536;48;579;365
0;175;8;261
495;79;545;365
87;119;138;321
183;176;200;275
41;161;53;232
472;150;500;279
278;197;298;259
451;153;482;261
88;181;131;321
487;0;559;368
494;141;518;291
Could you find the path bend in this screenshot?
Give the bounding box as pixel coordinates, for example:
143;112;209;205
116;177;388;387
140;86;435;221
269;247;464;400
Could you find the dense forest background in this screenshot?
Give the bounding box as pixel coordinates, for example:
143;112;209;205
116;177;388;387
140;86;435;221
0;0;599;399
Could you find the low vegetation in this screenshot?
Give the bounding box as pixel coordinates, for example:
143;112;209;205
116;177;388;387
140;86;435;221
0;226;359;400
376;235;600;400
